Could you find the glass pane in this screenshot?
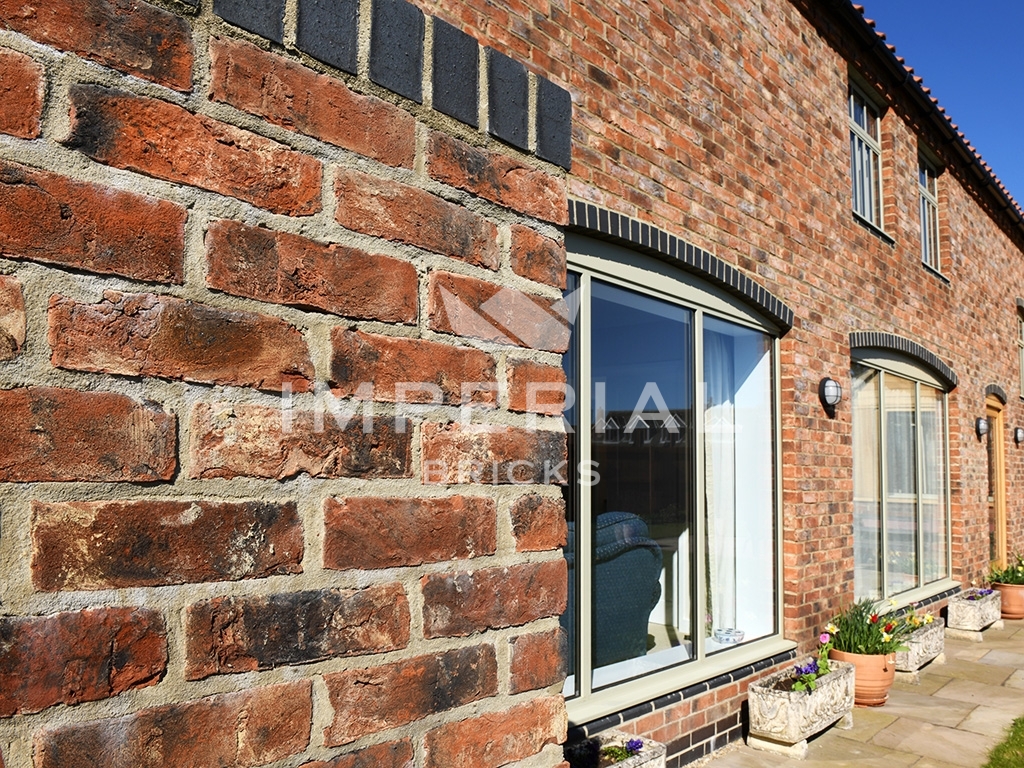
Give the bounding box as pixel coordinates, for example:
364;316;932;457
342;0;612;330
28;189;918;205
560;271;580;698
853;364;881;600
703;316;775;653
987;414;998;563
920;386;947;583
885;376;918;596
589;279;695;688
869;147;881;225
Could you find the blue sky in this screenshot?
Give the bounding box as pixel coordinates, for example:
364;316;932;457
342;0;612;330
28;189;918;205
861;1;1024;204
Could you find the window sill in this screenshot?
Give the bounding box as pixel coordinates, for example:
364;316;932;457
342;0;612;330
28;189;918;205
852;211;896;246
922;262;950;285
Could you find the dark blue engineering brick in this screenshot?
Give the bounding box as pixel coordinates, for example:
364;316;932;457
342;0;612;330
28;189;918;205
297;0;359;74
487;47;528;150
536;76;571;169
213;0;284;44
432;18;478;127
369;0;424;103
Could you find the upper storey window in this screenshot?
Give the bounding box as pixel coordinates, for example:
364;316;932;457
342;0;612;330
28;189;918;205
849;87;883;228
919;159;941;272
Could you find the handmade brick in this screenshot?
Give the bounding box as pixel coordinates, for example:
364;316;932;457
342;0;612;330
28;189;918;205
66;85;322;216
0;607;166;717
507;359;567;415
329;328;497;405
206;220;417;323
189;403;412;480
421;559;567;637
432;18;479;127
296;0;359;74
368;0;424;103
427;132;567;224
184;585;410;680
0;161;186;283
323;645;497;745
323;496;496;569
299;740;414;768
428;270;570;352
49;292;314;393
31;500;303;591
423;695;567;768
511;494;568;552
510;629;568;693
0;274;25;360
487;47;529;151
33;680;312;768
335;167;499;269
0;386;175;482
510;224;567;287
0;49;43;138
421;422;566;485
536;77;573;170
210;37;416;168
0;0;193;90
213;0;284;43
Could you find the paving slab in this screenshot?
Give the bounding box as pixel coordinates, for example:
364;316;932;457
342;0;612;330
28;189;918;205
957;704;1021;738
870;718;997;766
1005;669;1024;690
934;677;1024;712
915;657;1015;686
978;648;1024;667
875;685;975;727
836;707;897;743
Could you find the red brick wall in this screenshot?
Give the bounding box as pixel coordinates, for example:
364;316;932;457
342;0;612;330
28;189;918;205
0;1;570;766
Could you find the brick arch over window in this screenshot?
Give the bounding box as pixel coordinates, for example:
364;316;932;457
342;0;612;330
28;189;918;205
567;200;794;332
986;384;1008;404
849;331;958;390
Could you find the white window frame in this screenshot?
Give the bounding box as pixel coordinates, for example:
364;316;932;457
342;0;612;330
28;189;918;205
1018;312;1024;400
851;350;956;607
919;158;941;272
563;234;790;724
849;85;884;229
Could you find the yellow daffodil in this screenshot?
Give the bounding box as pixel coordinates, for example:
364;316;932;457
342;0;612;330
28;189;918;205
826;622;839;634
882;632;892;643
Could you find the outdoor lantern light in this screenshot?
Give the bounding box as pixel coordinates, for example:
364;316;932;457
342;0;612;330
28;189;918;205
1015;427;1024;445
976;417;990;439
818;377;842;409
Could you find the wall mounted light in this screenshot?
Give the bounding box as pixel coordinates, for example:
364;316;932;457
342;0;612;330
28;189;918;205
818;377;843;410
1015;427;1024;445
976;417;990;439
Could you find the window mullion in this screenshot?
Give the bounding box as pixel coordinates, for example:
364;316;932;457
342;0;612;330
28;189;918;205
694;308;707;662
878;371;889;598
578;273;594;699
914;382;924;588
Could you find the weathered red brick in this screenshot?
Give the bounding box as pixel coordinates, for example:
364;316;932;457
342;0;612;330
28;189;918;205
206;219;418;323
0;274;25;360
0;607;166;718
323;645;497;746
189;403;412;480
0;161;186;282
335;167;499;269
423;696;567;768
49;291;314;393
31;500;303;591
508;359;567;415
0;0;193;91
421;422;566;485
66;85;322;215
510;629;568;693
299;740;414;768
184;585;410;680
0;49;43;138
427;131;567;224
421;560;567;637
33;680;312;768
511;494;568;552
510;224;567;287
210;37;415;168
428;270;570;352
329;328;497;405
0;386;176;482
323;496;496;570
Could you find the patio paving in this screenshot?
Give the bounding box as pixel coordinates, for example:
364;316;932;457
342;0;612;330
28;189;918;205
697;619;1024;767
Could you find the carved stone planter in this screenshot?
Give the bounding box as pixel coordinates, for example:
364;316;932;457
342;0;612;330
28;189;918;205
946;589;1002;642
565;730;667;768
747;660;855;759
895;618;945;682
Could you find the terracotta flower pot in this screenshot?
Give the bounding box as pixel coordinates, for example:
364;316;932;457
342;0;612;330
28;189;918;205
993;583;1024;620
828;649;896;706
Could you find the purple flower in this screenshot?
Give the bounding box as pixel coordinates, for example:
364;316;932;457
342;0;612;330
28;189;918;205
795;659;819;676
626;738;644;755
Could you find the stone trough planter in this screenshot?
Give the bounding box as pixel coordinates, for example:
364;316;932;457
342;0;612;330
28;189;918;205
895;617;945;683
946;588;1002;642
564;730;667;768
747;660;855;759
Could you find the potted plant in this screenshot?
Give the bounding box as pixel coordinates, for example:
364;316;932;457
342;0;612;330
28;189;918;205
895;605;944;676
747;632;855;758
564;731;667;768
946;587;1001;637
990;554;1024;619
826;598;912;706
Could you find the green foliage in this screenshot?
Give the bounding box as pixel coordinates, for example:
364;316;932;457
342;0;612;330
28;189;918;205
990;553;1024;585
983;716;1024;768
827;598;913;655
791;639;832;693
